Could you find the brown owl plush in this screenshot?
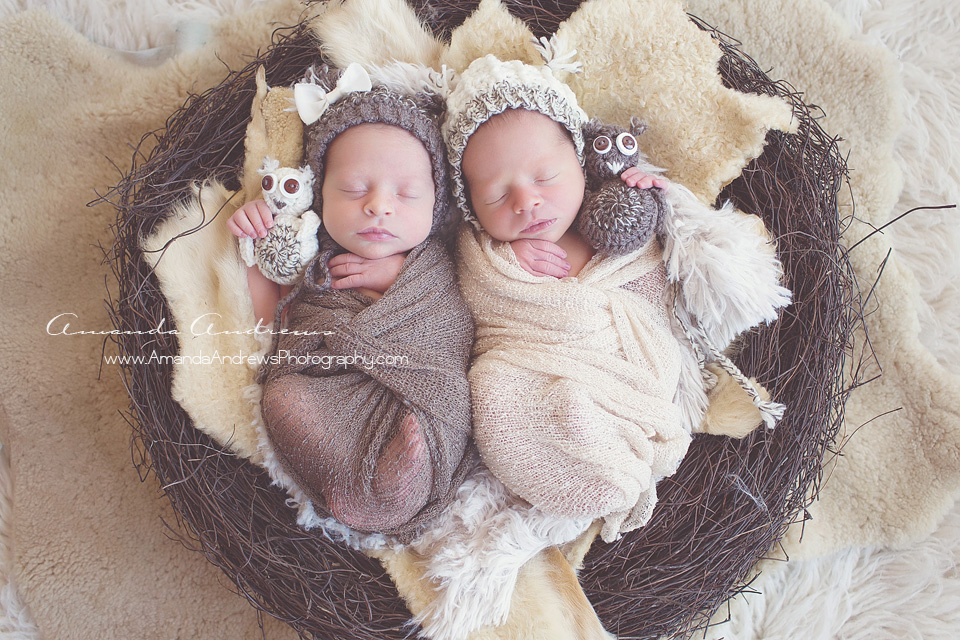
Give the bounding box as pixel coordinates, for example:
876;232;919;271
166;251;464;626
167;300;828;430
577;117;667;255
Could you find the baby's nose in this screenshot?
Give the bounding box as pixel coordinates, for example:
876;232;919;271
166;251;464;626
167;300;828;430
511;186;542;214
364;189;395;216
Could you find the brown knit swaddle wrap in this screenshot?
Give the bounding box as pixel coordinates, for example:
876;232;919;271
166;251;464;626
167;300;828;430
457;226;692;542
260;237;477;541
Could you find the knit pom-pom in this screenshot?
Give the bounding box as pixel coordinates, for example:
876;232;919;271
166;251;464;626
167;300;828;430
532;35;581;75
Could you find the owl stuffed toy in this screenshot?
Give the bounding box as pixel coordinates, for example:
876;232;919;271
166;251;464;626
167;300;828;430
577;117;667;255
238;157;321;285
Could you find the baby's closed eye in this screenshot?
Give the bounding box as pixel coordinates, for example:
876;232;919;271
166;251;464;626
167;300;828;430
338;185;368;196
535;173;559;185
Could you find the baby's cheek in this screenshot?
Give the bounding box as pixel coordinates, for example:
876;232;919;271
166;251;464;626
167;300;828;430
478;211;520;242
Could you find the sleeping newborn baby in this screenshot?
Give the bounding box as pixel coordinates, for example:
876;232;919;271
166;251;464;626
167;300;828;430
443;54;790;541
230;64;477;541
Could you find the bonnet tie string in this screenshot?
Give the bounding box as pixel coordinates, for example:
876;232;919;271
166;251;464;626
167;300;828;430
673;294;785;429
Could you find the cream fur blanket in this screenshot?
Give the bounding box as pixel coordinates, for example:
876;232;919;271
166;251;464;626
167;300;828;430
458;228;691;542
0;0;957;638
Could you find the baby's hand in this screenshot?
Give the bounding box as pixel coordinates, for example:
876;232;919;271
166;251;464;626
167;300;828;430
620;166;668;190
511;239;570;278
328;252;407;295
227;199;274;239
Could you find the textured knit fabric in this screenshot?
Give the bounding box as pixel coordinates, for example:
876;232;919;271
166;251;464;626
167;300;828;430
578;183;666;255
442;54;587;226
457;226;692;542
260;237;478;541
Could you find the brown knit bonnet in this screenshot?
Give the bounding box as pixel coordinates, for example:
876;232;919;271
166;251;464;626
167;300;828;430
301;65;452;237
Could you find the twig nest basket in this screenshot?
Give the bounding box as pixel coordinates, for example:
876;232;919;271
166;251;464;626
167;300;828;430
108;1;855;638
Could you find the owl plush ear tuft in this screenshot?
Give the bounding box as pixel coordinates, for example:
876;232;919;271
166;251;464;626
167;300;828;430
630;116;648;137
583;118;605;139
258;156;281;175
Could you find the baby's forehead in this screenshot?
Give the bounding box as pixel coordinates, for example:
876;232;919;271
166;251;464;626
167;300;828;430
462;109;577;171
480;109;572;144
325;124;433;174
332;122;427;151
460;108;582;188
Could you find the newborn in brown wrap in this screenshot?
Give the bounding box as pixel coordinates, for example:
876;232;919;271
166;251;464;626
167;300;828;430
230;65;476;541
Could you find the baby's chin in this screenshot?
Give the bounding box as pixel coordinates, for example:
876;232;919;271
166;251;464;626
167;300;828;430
504;222;572;244
345;241;423;261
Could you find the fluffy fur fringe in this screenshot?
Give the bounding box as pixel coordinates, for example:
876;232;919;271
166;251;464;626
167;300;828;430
662;184;792;349
408;468;593;640
0;444;38;639
672;314;713;434
701;502;960;640
310;0;443;68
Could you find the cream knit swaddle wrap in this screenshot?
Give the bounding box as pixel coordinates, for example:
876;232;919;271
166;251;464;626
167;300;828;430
458;226;692;542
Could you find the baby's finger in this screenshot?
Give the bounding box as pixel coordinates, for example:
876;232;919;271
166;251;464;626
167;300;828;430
227;218;250;238
525;238;567;258
533;251;571;272
331;273;365;290
254;201;275;233
242;213;267;239
622;173;649;189
329;261;363;278
249;209;272;238
228;215;256;238
529;260;570;278
637;176;657;190
620;167;661;190
328;252;364;268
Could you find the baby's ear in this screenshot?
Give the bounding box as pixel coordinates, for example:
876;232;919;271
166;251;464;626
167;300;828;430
629;116;648;137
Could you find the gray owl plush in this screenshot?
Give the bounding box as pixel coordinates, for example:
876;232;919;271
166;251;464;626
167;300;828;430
577;117;667;255
238;157;321;285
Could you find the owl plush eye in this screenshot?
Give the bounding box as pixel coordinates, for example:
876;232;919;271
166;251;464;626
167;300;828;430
592;135;613;155
261;174;277;193
282;177;301;195
615;132;638;156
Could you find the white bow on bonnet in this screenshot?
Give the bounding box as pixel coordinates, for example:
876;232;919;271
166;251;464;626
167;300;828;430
293;62;372;125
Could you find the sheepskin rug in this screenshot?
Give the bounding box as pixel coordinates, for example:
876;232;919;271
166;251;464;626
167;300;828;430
0;0;956;638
